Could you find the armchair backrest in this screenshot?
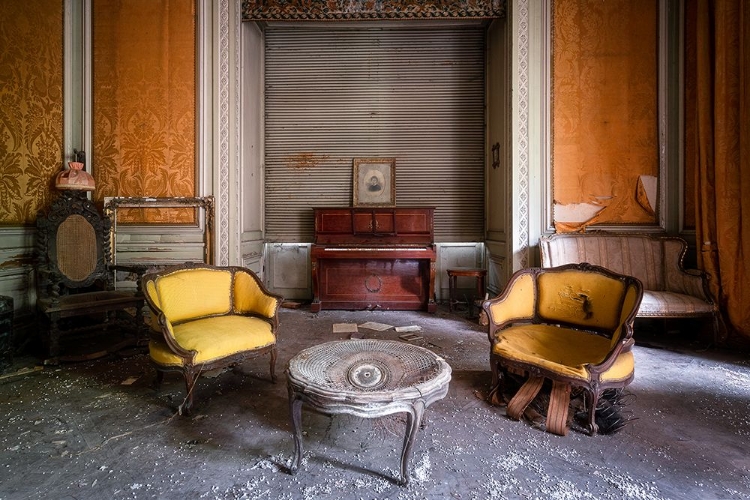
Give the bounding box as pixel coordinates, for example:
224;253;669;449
485;263;643;345
144;268;233;324
142;264;282;327
36;190;112;293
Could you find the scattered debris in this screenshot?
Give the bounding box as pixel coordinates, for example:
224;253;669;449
399;333;423;342
333;323;358;334
0;365;43;380
358;321;393;331
395;325;422;333
120;376;139;385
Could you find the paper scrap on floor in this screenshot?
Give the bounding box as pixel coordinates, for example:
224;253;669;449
332;323;359;334
395;325;422;333
359;321;393;331
399;333;424;342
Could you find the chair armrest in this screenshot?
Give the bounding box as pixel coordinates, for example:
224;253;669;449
154;312;195;359
482;272;536;341
233;269;284;321
110;264;150;293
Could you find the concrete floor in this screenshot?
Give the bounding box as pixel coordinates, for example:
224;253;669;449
1;305;749;500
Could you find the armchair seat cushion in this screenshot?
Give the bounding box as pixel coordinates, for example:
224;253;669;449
639;291;715;317
493;324;616;380
150;315;275;366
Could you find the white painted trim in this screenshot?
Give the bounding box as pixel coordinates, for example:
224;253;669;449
510;0;531;271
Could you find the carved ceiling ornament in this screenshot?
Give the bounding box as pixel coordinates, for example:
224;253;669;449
242;0;506;21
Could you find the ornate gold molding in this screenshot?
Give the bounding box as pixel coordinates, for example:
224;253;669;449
242;0;505;21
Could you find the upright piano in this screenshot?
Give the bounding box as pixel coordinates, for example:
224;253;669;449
310;207;437;313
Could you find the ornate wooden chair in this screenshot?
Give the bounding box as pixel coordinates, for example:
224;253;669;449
482;263;643;436
142;264;283;414
35;190;146;363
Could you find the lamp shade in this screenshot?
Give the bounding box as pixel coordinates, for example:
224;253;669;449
55;162;95;191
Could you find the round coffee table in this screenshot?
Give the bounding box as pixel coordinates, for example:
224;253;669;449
286;339;452;485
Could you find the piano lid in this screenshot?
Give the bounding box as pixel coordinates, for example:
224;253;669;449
313;207;435;246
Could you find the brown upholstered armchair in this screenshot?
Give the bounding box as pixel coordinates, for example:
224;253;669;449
35;190;147;363
482;263;643;436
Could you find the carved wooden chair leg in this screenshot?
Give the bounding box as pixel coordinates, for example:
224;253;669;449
181;371;198;415
487;356;506;406
270;348;278;383
586;390;600;436
153;370;165;391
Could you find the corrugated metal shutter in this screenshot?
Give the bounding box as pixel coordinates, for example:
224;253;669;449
264;24;485;242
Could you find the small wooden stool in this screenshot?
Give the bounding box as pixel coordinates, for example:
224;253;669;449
447;267;487;316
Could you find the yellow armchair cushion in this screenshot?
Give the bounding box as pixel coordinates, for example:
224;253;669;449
537;270;626;331
493;324;616;380
149;315;275;366
601;349;635;383
233;270;279;318
154;269;233;323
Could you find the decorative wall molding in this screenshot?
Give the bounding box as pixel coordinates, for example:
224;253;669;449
218;0;231;265
242;0;505;21
516;0;530;269
232;0;242;265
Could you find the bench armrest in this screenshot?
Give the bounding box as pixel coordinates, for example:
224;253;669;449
662;239;713;303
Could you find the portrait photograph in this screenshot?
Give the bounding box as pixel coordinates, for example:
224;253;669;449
352;157;396;206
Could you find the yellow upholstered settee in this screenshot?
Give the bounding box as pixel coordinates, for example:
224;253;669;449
540;232;720;339
482;263;643;436
142;264;283;414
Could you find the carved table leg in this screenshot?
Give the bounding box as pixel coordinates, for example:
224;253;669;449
289;388;304;475
399;399;426;486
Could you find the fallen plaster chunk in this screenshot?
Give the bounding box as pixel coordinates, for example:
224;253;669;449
332;323;358;334
358;321;393;331
395;325;422;333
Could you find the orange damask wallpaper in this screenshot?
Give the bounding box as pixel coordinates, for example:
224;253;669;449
0;0;63;225
92;0;196;223
552;0;659;231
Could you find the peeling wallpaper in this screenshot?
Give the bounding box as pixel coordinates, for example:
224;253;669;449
551;0;660;231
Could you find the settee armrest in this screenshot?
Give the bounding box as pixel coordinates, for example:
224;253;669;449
662;239;713;303
233;269;284;322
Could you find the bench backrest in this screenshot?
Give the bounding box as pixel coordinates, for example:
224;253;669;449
539;233;688;292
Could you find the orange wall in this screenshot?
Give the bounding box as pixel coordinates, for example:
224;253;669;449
92;0;196;223
552;0;660;231
0;0;63;225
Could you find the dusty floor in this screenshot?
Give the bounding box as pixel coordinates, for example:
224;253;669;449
0;306;749;500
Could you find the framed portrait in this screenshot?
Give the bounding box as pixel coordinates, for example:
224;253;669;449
352;157;396;207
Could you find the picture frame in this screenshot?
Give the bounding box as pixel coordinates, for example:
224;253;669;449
352;157;396;207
